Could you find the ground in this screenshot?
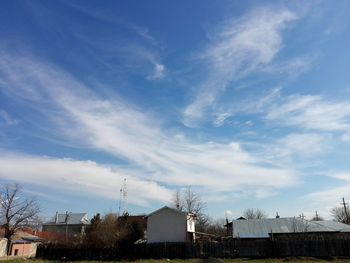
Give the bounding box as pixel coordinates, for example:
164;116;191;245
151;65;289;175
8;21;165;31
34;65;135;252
2;258;350;263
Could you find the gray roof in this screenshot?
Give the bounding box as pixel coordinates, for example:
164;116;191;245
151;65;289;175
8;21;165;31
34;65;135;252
147;206;188;218
44;213;90;225
232;218;350;238
309;220;350;232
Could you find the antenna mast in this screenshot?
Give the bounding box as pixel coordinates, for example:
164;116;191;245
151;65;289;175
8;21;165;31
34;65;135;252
119;178;128;216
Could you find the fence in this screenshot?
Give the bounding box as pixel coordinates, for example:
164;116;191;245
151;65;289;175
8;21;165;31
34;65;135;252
36;239;350;260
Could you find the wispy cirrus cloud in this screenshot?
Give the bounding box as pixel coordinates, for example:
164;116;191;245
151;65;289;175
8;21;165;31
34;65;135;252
74;33;166;81
213;89;350;143
0;109;19;126
147;63;166;80
28;1;166;82
260;133;329;166
0;51;298;204
342;133;350;142
306;172;350;211
266;95;350;132
66;1;160;47
183;7;297;127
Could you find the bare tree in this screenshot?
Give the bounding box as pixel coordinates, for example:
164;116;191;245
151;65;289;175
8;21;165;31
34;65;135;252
172;190;184;211
242;208;267;219
0;184;40;253
183;186;206;216
331;206;349;224
171;186;207;231
205;217;226;237
172;187;206;215
24;215;43;232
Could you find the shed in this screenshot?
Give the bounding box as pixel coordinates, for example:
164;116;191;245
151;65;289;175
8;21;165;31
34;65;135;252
146;206;196;243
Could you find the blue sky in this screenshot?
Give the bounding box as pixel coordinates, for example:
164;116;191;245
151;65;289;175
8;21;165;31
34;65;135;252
1;0;350;221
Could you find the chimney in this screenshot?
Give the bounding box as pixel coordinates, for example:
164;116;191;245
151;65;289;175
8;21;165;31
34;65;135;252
55;211;59;223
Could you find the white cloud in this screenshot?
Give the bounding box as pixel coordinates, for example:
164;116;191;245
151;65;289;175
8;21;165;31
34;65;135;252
147;63;165;80
60;10;166;82
68;2;159;47
260;56;313;80
341;133;350;142
128;47;166;80
0;110;19;126
0;52;299;203
307;184;350;210
213;113;231;127
331;172;350;181
183;7;297;126
0;152;172;206
305;172;350;215
271;133;328;159
254;188;277;199
266;95;350;131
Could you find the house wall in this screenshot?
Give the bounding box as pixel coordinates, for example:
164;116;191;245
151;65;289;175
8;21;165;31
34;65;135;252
0;239;7;257
147;209;187;243
42;224;85;235
10;243;37;258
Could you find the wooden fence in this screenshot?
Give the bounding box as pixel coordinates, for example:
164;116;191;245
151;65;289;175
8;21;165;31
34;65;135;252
36;239;350;260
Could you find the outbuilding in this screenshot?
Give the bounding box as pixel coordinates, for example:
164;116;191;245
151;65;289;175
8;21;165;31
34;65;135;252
146;206;196;243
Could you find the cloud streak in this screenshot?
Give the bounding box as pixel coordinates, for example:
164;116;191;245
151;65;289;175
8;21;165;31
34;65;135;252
0;110;19;126
183;7;297;126
306;172;350;211
266;95;350;132
0;51;298;204
0;152;172;206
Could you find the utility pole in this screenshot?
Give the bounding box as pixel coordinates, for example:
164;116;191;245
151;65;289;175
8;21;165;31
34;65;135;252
315;211;319;221
341;197;349;224
65;211;69;242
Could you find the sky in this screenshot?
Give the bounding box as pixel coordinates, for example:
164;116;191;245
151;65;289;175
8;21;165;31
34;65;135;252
1;0;350;222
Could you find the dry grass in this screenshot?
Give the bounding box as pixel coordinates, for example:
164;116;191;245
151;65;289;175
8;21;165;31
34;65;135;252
2;258;350;263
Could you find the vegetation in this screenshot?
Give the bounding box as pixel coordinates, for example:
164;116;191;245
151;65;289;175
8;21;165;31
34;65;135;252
171;187;227;235
3;258;350;263
0;183;40;253
331;205;350;224
173;187;207;221
242;208;268;219
82;212;144;248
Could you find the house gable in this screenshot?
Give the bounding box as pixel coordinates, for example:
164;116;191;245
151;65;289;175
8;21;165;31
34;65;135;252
147;206;189;243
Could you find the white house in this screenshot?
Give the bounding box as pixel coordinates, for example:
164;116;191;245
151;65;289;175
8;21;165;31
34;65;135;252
146;206;196;243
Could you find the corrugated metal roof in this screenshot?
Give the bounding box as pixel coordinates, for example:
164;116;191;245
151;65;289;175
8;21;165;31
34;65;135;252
308;220;350;232
232;218;350;238
44;213;89;225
